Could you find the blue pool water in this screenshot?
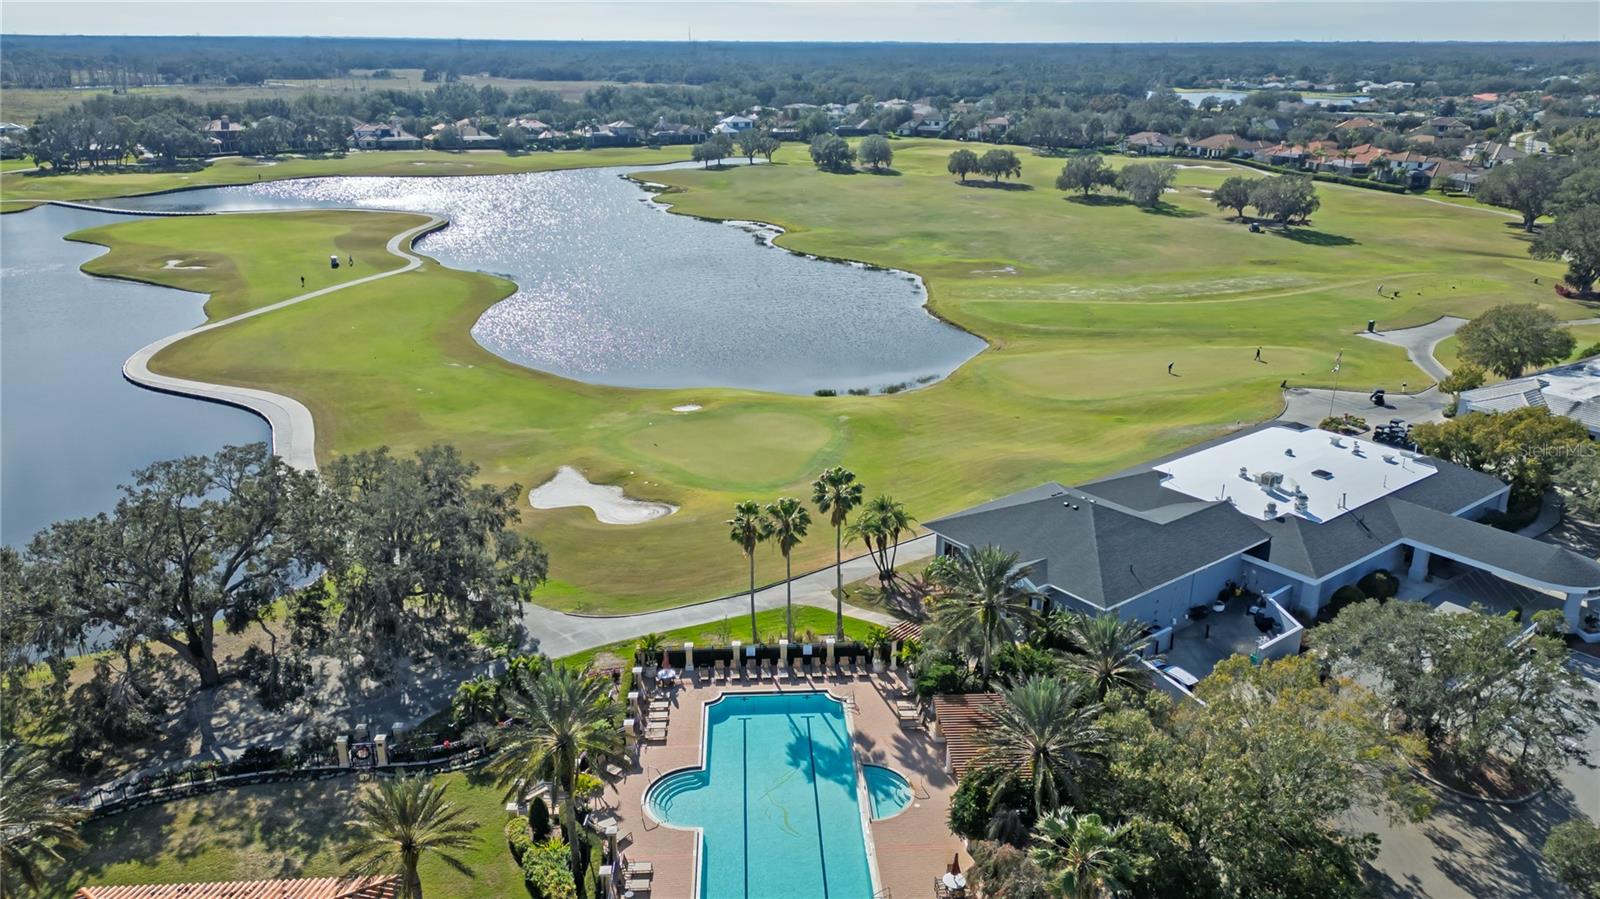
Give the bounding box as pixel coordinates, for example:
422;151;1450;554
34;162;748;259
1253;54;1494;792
863;765;913;820
645;692;875;898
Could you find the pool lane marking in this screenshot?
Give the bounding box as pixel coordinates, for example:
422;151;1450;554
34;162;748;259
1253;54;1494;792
741;717;750;899
803;715;831;899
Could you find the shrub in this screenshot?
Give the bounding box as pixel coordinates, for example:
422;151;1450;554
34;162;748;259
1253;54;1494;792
506;815;535;863
528;795;552;840
522;838;578;899
1319;585;1368;623
948;764;1033;840
915;659;973;697
1577;341;1600;361
1319;413;1367;434
1543;816;1600;899
1357;569;1398;600
813;388;837;397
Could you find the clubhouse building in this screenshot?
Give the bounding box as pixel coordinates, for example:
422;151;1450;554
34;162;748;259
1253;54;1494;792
926;423;1600;678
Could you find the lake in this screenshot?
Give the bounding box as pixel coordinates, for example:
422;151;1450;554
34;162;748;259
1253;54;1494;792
3;161;984;541
1164;89;1373;107
98;162;986;395
1;204;270;546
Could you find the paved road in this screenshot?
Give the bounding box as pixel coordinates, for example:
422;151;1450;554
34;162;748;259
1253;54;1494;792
117;209;444;471
521;535;933;658
1357;316;1470;383
1279;385;1449;429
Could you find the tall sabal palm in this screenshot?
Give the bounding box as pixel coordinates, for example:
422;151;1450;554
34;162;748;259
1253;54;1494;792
0;742;86;897
763;497;812;642
1060;612;1154;699
340;776;479;899
811;466;864;639
930;546;1039;681
845;494;915;586
1029;808;1139;899
451;675;502;726
728;501;770;643
490;659;625;876
981;675;1106;817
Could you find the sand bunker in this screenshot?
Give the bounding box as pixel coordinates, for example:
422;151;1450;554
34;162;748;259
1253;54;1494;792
1175;163;1234;171
529;466;677;524
163;259;208;270
671;404;702;412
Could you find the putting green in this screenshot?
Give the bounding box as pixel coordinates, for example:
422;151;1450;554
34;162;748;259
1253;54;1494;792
53;140;1595;614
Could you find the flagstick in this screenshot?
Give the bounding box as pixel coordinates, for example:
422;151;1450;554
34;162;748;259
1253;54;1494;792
1328;349;1344;419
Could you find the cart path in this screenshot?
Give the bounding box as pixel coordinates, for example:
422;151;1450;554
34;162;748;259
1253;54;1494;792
118;212;445;471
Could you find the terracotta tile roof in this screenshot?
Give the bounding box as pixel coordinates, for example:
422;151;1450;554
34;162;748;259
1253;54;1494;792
886;620;924;643
932;692;1005;777
74;876;400;899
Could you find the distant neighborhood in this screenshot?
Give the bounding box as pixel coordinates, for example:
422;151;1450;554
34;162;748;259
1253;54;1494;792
7;73;1595;201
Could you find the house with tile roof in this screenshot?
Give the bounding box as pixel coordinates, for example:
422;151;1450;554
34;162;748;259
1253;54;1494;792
1121;131;1181;155
1187;133;1271;159
925;422;1600;668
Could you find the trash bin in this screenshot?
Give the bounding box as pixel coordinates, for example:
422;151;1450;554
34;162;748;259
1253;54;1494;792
1367;319;1376;333
330;255;340;269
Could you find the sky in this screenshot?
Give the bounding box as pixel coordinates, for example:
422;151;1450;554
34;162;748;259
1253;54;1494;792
3;1;1598;43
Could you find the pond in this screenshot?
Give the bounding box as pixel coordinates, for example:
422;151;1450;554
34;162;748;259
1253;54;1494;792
1;204;270;546
99;161;986;395
1162;88;1373;108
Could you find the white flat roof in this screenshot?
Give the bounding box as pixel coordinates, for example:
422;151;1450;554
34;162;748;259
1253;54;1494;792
1153;427;1437;523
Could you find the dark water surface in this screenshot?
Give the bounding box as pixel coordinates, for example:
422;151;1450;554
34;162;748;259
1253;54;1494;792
1;205;270;546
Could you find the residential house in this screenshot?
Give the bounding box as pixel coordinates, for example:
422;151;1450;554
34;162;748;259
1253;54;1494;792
1334;116;1383;131
713;114;756;134
603;120;638;141
1432;158;1488;193
924;422;1600;669
1316;143;1390;175
1459;357;1600;438
965;115;1012;141
1122;131;1181;155
832;119;875;137
1187;133;1269;159
1461;140;1526;167
1411;116;1472;138
648;119;706;144
349;118;421;150
205;115;247;153
896;113;949;138
430;118;499;148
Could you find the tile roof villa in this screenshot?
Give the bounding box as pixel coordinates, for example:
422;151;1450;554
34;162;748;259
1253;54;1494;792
925;423;1600;679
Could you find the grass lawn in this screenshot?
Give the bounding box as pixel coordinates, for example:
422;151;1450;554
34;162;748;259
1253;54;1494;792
53;139;1595;614
42;770;522;899
558;606;879;672
0;146;688;211
0;156;35;172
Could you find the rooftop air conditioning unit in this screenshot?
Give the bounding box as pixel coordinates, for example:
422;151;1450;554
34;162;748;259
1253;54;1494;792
1293;492;1310;513
1330;436;1344;447
1239;466;1250;479
1255;471;1285;490
1264;501;1278;518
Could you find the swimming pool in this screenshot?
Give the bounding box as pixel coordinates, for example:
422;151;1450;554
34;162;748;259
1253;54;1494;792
644;692;882;898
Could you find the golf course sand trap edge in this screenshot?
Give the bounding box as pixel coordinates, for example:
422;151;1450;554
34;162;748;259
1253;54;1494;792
529;465;678;525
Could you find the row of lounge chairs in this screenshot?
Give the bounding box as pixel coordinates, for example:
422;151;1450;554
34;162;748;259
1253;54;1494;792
689;656;875;683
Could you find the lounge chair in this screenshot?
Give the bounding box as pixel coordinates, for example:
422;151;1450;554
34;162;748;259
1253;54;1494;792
743;661;756;681
697;663;710;682
713;659;726;682
644;725;667;742
625;877;652;894
626;861;653;877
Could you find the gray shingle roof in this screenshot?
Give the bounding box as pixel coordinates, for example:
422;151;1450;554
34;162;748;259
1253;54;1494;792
925;423;1599;597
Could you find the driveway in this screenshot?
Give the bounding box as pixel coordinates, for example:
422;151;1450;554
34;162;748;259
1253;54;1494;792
1358;316;1469;384
1279;385;1449;429
1353;652;1600;898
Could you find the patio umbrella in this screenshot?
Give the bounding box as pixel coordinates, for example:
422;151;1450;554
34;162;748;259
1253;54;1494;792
950;853;961;875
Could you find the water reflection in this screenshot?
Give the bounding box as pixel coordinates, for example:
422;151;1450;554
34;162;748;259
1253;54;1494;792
105;162;985;394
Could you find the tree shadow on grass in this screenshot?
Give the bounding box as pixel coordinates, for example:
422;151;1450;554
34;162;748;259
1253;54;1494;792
1138;202;1204;219
959;180;1033;191
1270;227;1358;247
861;167;902;176
1065;194;1133;207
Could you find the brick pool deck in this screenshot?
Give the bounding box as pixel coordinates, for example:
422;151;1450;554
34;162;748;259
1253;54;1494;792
604;668;967;898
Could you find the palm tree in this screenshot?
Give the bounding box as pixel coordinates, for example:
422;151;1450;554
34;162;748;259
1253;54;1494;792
981;675;1106;817
763;497;812;642
451;675;502;726
0;742;86;897
1059;612;1154;699
728;501;770;643
811;466;864;639
1029;808;1140;899
929;545;1039;681
340;776;479;899
490;659;625;877
845;494;915;587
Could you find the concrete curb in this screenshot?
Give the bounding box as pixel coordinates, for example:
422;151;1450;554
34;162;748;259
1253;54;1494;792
1409;764;1551;806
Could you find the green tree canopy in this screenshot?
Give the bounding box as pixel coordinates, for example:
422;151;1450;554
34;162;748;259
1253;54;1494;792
1543;815;1600;899
1114;162;1177;208
1455;303;1577;378
808;133;855;172
978;148;1023;182
1531;205;1600;293
1212;174;1258;218
1411;405;1590;507
858;134;893;170
1477;154;1565;231
947;148;979;182
340;775;479;899
1055;154;1114;197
